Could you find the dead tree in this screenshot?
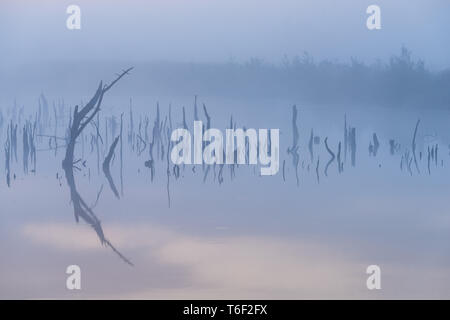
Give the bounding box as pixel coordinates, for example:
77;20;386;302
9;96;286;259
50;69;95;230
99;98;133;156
373;133;380;156
349;127;356;167
62;68;133;266
288;105;300;186
412;119;420;174
165;125;172;207
308;129;314;163
128;99;135;151
343;114;348;163
103;136;120;199
228;115;236;180
389;139;399;155
5;129;11;187
202;103;212;182
434;144;438;167
337;141;343;173
119;113;124;196
23;124;30;173
324;137;335;177
315;157;320;184
145;104;161;181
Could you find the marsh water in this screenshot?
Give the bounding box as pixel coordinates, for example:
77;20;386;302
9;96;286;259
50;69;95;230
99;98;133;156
1;79;450;299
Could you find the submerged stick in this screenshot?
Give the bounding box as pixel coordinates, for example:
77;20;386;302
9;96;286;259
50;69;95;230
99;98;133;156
102;136;120;199
412;119;420;174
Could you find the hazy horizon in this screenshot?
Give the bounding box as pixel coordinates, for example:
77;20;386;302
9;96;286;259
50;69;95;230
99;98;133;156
1;0;449;70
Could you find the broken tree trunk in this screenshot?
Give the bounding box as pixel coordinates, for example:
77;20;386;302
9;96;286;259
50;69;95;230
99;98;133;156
62;67;133;266
103;136;120;199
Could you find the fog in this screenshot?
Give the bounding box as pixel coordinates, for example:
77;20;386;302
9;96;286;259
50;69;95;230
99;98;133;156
1;0;450;299
1;0;449;68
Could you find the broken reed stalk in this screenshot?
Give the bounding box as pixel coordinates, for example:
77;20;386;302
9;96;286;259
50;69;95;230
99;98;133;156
289;105;300;186
102;136;120;199
120;113;124;196
324;137;335;177
412;119;420;174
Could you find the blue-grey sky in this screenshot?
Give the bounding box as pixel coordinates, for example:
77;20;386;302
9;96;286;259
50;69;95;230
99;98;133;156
1;0;449;69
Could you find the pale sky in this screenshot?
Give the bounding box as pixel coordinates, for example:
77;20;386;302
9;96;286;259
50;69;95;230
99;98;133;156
0;0;449;69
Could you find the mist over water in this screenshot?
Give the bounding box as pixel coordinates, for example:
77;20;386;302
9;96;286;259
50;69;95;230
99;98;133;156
1;0;450;299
